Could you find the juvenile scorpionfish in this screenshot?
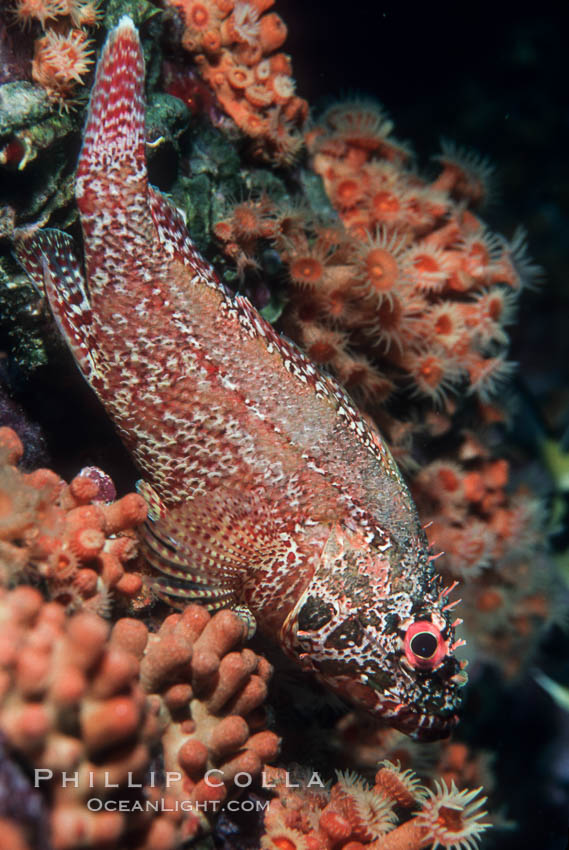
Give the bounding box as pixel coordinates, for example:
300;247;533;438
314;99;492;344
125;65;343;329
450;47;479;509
16;17;468;740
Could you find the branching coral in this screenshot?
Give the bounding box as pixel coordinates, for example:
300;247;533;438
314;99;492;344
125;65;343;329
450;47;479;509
114;605;280;840
260;765;490;850
0;585;160;849
0;571;279;848
164;0;308;163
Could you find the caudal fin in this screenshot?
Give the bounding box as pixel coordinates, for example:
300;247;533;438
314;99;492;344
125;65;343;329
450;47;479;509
14;229;103;389
76;16;145;186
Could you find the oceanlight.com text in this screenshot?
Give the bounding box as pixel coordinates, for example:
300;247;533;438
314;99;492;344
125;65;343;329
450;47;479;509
86;798;270;814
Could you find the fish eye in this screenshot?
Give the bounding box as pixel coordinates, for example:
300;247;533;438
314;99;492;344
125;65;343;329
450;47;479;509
403;621;446;670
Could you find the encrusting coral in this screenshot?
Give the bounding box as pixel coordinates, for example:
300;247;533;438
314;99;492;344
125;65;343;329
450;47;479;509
0;426;280;847
0;584;159;849
0;424;281;845
115;604;279;840
0;425;149;612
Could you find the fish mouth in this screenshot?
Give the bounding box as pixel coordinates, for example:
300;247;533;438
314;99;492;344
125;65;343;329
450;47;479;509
367;689;459;741
388;704;459;742
341;677;459;741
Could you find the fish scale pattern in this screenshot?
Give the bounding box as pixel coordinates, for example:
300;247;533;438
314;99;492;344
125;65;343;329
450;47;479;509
15;17;466;741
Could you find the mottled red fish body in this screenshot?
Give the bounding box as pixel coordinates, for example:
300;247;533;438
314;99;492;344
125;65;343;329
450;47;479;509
15;17;466;740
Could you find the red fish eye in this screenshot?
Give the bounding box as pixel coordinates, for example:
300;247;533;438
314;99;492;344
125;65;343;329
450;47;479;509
404;621;446;670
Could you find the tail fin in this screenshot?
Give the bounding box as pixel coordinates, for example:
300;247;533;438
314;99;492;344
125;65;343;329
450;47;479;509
76;16;145;186
14;229;104;389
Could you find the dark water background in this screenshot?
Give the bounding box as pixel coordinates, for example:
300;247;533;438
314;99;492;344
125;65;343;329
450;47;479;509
279;4;569;849
282;2;569;407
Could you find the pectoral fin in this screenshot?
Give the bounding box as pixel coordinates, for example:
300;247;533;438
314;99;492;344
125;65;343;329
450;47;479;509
136;480;294;615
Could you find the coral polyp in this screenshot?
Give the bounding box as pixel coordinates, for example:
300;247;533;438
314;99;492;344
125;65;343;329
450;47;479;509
165;0;308;163
12;0;67;27
354;229;409;305
260;766;490;850
32;28;94;102
416;781;490;850
10;0;99;108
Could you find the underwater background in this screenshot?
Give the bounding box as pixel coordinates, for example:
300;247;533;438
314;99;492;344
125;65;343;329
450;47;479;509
271;9;569;849
0;2;568;849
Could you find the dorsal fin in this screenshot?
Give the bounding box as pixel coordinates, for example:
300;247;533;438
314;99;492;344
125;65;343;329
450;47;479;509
14;229;104;389
147;185;230;290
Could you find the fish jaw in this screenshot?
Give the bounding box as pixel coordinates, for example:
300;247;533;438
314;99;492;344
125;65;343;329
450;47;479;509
279;523;465;740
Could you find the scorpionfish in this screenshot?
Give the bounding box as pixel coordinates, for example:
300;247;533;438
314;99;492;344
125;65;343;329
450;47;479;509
16;17;468;740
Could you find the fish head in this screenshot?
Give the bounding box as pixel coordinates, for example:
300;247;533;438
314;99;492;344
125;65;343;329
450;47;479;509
280;523;467;740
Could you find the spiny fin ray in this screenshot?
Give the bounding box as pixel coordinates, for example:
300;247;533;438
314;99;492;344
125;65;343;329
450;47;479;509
136;479;167;522
152;577;237;612
147;186;228;286
139;515;246;585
